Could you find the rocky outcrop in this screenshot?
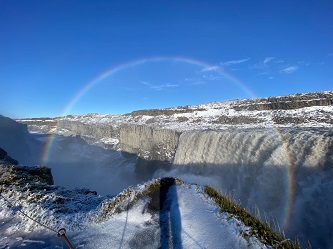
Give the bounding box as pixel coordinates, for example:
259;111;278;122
0;164;54;186
233;91;333;111
0;149;53;185
0;147;18;165
57;120;119;140
128;106;206;117
19;91;333;132
0;115;41;164
212;115;262;124
0;152;105;234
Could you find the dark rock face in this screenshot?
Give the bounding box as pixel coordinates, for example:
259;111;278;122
233;91;333;111
0;147;8;160
212;115;261;125
0;147;18;165
120;125;180;179
128;107;206;117
26;166;54;185
0;148;53;185
57;120;118;140
0;163;54;186
0;115;41;165
120;125;180;162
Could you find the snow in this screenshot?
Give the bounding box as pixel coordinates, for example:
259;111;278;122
0;178;270;248
94;137;119;146
9;91;333;248
17;91;333;140
75;185;263;249
32;101;333;132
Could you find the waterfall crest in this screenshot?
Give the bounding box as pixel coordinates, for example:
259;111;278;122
172;128;333;248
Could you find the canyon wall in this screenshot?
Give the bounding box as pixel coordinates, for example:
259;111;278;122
0;115;41;164
56;120;119;141
12;91;333;247
233;91;333;111
119;125;181;180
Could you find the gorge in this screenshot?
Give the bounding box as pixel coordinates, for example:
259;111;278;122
1;91;332;248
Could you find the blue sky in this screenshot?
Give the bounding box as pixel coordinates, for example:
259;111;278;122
1;0;332;118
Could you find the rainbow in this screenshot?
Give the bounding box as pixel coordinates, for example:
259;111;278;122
41;56;256;163
41;55;295;230
62;56;257;116
275;128;296;231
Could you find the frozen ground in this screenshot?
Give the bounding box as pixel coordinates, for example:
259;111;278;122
0;175;271;249
19;91;333;135
9;91;333;248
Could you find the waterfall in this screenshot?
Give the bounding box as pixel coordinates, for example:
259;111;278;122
172;128;333;248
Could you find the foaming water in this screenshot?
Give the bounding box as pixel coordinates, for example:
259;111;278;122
35;123;332;247
168;128;333;248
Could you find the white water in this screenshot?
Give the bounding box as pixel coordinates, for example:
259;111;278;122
30;128;333;248
170;128;333;248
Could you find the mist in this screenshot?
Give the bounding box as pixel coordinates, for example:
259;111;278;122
154;128;333;249
33;134;139;196
30;127;333;248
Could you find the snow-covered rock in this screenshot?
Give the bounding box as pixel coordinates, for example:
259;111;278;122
18;91;333;135
1;157;289;248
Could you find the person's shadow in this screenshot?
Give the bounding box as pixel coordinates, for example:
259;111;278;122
158;178;182;249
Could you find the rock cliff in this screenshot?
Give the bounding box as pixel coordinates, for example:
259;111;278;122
57;119;119;140
120;125;181;179
16;90;333;179
19;91;333;134
0;115;41;164
0;147;18;165
233;91;333;111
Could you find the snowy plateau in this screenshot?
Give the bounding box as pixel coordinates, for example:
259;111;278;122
0;91;333;248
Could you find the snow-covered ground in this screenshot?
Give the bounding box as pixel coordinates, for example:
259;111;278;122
19;91;333;136
72;183;269;249
53;103;333;131
0;175;271;249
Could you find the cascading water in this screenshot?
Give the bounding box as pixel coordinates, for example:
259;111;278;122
171;128;333;248
17;115;333;247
